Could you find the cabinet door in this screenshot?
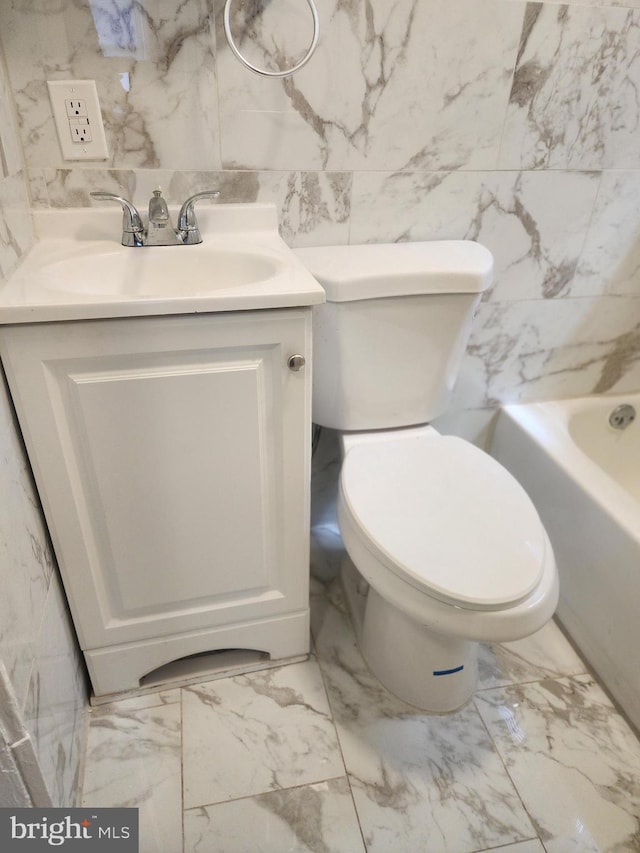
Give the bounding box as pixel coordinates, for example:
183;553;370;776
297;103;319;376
0;310;311;649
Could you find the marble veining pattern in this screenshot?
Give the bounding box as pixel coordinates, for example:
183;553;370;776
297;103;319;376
184;777;366;853
34;166;352;247
0;52;22;180
79;580;640;851
81;701;182;853
475;676;640;851
216;0;525;171
0;0;220;171
23;574;88;808
500;3;640;170
0;375;54;707
0;173;32;280
453;295;640;406
349;169;600;301
572;170;640;297
182;659;345;809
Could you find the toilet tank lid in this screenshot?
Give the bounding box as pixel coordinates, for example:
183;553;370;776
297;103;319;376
294;241;493;302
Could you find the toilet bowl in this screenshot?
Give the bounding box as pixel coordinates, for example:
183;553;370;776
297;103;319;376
294;240;559;712
336;425;558;711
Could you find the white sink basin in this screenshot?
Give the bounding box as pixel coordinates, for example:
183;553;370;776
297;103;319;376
0;203;325;323
41;244;283;297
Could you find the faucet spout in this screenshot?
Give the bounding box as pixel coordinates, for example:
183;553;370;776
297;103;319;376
145;189;182;246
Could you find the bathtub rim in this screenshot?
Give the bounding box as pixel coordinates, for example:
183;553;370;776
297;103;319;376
499;391;640;543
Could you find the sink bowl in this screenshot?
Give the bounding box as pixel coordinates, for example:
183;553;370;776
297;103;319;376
41;244;283;298
0;204;326;323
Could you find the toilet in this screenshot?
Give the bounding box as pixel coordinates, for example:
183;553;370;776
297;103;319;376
295;241;559;712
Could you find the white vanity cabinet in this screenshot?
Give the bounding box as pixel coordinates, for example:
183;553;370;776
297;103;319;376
0;308;313;696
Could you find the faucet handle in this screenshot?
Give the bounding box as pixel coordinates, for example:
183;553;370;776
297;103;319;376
90;191;145;247
177;190;221;245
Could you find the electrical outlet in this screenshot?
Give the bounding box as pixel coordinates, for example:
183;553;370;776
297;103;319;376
69;118;92;143
47;80;108;161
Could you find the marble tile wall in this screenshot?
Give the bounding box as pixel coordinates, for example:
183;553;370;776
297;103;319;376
0;43;31;280
0;44;87;805
3;0;640;443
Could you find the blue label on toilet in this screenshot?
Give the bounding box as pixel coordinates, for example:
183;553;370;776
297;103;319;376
432;665;465;676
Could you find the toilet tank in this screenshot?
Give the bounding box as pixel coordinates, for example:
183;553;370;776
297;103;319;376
295;241;493;431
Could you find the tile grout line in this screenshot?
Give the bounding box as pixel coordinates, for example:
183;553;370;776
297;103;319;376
472;691;543;850
181;772;350;814
312;628;369;852
475;670;589;695
471;675;571;853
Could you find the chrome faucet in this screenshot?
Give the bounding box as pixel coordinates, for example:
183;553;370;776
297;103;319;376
90;188;221;247
146;189;181;246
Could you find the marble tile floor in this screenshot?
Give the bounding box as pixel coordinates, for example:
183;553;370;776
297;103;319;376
80;579;640;853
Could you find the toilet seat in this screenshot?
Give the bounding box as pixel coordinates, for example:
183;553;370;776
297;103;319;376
339;432;547;612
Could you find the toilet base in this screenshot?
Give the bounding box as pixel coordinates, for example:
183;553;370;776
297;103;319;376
341;560;478;712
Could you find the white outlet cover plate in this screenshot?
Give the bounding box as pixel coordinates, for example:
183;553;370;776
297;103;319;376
47;80;109;161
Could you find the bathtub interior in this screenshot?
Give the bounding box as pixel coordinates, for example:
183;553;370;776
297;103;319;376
566;396;640;502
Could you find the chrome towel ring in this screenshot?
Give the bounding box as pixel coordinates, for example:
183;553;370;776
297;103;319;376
223;0;320;78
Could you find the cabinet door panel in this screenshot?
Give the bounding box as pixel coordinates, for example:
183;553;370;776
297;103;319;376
63;349;279;614
0;311;311;649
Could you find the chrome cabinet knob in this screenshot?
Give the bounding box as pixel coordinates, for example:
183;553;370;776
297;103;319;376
287;354;306;371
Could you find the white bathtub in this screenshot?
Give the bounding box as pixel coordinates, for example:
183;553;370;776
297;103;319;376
491;392;640;731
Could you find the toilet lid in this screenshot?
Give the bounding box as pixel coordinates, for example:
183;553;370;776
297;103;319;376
339;434;547;611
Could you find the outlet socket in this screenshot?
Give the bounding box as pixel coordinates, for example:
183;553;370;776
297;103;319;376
65;99;88;118
70;117;92;143
48;80;108;161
